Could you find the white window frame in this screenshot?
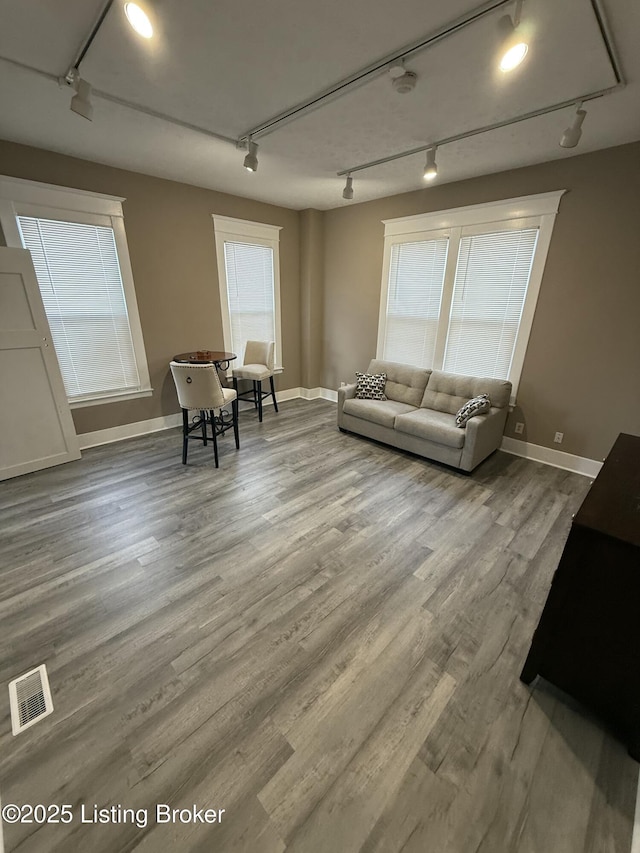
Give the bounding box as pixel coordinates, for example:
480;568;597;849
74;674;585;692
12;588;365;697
377;191;566;404
0;175;151;408
212;214;283;372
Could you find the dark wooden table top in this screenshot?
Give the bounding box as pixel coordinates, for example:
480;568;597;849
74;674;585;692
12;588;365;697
173;350;237;365
574;432;640;547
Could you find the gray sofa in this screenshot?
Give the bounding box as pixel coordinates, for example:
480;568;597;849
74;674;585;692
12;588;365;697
337;359;512;472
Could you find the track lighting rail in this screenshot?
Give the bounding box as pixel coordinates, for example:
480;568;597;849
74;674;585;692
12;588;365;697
68;0;116;77
238;0;516;143
336;81;623;178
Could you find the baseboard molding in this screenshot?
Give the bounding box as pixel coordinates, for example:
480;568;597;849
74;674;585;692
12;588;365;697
500;436;602;478
299;386;338;402
78;413;183;450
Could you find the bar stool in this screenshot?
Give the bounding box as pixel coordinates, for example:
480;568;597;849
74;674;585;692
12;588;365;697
231;341;278;423
169;362;239;467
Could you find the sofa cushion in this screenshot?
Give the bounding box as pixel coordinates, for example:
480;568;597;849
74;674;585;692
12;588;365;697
394;408;465;449
343;398;416;429
455;394;492;427
421;370;512;414
368;359;431;407
355;371;387;400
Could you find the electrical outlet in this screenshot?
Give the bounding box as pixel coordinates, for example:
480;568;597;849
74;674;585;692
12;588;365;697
514;422;524;434
554;431;564;444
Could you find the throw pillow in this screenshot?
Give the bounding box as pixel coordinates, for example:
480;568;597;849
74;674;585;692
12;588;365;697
455;394;491;427
355;372;387;400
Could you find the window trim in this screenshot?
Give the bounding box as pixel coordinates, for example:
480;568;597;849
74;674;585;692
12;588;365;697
0;175;152;408
212;214;283;371
377;191;566;404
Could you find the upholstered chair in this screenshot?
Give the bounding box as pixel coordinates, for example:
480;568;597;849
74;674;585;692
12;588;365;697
170;362;239;467
231;340;278;423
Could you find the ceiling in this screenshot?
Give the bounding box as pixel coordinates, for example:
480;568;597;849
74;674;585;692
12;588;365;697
0;0;638;210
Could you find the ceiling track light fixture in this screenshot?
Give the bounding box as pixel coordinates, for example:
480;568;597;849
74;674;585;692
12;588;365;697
336;83;621;200
59;0;155;124
560;103;587;148
61;67;94;121
70;75;94;121
243;138;259;172
124;2;154;38
342;174;354;200
498;0;529;72
423;146;438;181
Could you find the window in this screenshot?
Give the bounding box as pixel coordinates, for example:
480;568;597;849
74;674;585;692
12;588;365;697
377;192;565;402
213;215;282;369
0;176;151;407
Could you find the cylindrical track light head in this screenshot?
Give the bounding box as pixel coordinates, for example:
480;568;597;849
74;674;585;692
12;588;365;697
423;147;438;181
560;108;587;148
342;175;354;200
499;41;528;71
124;2;153;38
70;77;93;121
243;140;258;172
497;6;528;72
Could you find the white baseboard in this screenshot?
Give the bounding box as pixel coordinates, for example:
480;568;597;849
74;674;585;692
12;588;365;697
298;386;338;402
500;436;602;478
78;413;183;449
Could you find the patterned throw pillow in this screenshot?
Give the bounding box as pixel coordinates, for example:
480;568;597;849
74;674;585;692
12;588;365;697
355;372;387;400
455;394;491;427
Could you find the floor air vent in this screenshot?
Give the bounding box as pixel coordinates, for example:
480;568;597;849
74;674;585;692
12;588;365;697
9;664;53;735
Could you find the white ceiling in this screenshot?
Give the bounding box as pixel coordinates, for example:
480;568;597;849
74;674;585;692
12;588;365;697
0;0;638;210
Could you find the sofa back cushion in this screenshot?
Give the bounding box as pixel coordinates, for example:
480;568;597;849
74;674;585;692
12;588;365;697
420;370;512;414
368;359;431;407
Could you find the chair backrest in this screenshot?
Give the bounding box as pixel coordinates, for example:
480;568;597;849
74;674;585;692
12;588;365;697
244;340;275;370
170;362;225;410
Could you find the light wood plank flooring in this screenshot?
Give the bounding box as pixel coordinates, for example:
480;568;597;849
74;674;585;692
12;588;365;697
0;399;636;852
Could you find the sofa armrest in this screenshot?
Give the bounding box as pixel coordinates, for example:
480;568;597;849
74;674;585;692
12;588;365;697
459;406;508;471
337;383;357;428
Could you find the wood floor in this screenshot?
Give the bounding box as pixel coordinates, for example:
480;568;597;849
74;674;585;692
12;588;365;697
0;399;636;853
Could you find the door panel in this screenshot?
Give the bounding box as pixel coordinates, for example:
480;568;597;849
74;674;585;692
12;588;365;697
0;247;80;480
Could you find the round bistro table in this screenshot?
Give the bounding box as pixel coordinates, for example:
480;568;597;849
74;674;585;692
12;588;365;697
173;350;237;370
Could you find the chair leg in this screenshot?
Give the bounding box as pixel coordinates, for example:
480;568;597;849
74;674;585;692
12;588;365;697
257;380;263;422
233;377;238;397
181;409;189;464
252;380;259;410
211;411;219;468
200;410;207;445
232;398;240;449
269;375;278;413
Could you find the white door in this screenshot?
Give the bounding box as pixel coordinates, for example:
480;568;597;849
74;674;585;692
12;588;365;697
0;247;80;480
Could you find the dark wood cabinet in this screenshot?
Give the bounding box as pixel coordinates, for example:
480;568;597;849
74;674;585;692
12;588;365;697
521;432;640;760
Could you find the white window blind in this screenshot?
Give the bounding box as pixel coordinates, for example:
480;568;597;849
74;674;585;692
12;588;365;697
383;238;449;368
17;216;141;400
444;228;539;378
378;193;564;401
223;240;276;362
